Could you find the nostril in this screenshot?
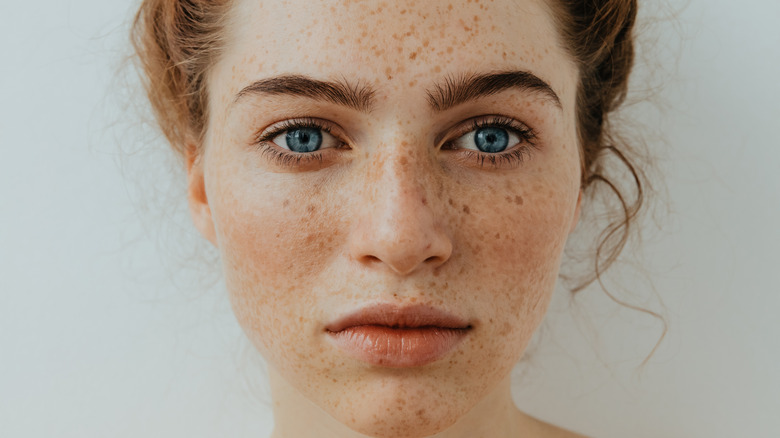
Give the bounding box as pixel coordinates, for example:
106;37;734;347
363;255;382;264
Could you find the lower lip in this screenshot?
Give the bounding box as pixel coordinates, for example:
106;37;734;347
327;325;469;368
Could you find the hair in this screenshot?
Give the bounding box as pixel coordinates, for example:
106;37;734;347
131;0;233;158
549;0;645;287
131;0;660;333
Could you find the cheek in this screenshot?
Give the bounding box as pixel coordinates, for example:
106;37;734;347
208;172;345;357
454;181;574;342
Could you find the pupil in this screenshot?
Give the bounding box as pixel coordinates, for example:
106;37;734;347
474;127;509;153
286;128;322;153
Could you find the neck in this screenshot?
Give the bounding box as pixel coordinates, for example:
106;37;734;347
267;367;530;438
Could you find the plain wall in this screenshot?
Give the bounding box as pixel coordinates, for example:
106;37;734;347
1;0;778;436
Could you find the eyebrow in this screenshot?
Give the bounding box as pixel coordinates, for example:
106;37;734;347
234;74;376;112
233;70;561;113
426;71;562;111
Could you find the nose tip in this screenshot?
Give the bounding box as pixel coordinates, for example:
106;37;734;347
348;153;453;276
352;222;453;276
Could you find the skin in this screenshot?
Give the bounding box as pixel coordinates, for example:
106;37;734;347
187;0;586;437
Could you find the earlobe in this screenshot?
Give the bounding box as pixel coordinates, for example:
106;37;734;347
569;189;582;234
186;146;218;247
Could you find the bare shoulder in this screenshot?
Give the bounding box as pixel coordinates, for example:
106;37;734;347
517;412;591;438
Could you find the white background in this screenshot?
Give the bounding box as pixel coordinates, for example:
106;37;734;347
1;0;778;437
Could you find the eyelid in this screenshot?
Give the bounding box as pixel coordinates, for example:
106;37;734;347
439;115;540;170
254;117;350;147
440;115;537;149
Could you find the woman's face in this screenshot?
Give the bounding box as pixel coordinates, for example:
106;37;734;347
191;0;581;435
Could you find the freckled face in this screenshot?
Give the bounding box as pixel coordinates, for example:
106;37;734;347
196;0;581;436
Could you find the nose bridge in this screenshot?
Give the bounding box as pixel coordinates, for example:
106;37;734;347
349;139;452;276
373;141;429;207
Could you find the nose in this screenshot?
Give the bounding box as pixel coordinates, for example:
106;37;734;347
348;147;453;276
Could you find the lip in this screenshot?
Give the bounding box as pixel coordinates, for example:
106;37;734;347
324;303;472;368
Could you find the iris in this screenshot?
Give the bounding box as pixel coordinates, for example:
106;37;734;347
286;128;323;153
474;127;509;153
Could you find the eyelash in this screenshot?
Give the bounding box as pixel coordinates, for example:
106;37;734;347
443;116;538;169
252;116;538;169
254;117;344;167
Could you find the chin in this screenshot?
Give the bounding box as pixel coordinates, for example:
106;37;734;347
315;367;495;438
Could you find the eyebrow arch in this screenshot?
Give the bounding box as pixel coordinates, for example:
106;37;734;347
233;74;376;112
426;71;562;111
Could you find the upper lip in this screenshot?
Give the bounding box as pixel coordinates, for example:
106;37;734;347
324;303;471;332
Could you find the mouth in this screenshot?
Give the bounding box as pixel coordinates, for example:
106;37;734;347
324;303;472;368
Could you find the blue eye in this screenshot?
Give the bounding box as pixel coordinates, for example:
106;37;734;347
269;123;343;153
451;121;526;154
474;127;509;153
280;127;323;153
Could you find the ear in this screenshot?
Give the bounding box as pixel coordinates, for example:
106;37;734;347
569;189;582;234
186;145;218;247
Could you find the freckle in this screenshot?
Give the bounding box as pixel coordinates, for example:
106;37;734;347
409;51;417;60
462;205;470;214
514;195;524;205
448;198;454;206
434;65;441;73
422;39;430;47
408;79;417;87
338;38;344;44
283;199;290;207
446;46;453;54
495;232;501;239
421;196;427;206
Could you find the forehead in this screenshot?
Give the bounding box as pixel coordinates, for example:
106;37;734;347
216;0;576;106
